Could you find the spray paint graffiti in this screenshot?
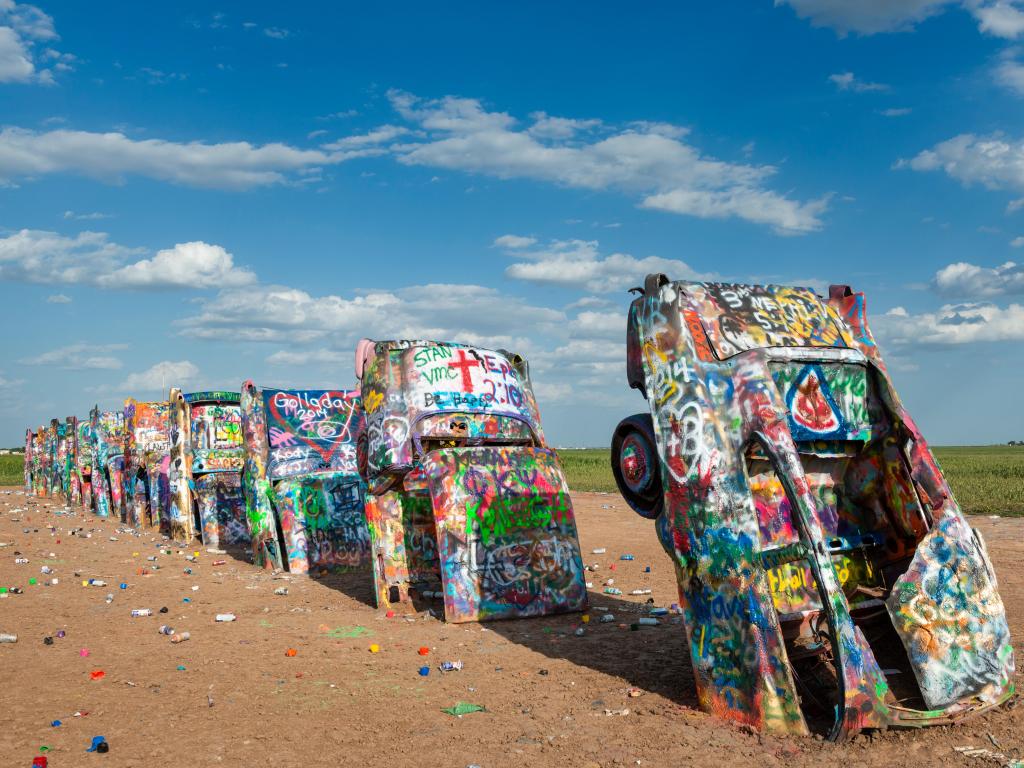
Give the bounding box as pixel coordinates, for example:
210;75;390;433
240;381;369;575
124;399;171;531
610;275;1014;740
359;339;585;623
89;406;125;519
167;390;246;545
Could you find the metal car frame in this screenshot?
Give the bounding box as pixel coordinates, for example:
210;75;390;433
610;275;1015;740
123;399;172;531
357;338;587;623
240;382;370;575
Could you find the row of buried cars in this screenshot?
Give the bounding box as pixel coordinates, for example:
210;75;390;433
19;278;1018;741
24;338;588;626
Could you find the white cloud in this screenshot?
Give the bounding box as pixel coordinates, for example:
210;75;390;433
96;241;256;289
45;292;69;303
527;112;602;140
899;133;1024;193
63;210;113;220
386;90;828;234
972;0;1024;37
179;282;566;344
880;107;913;116
0;127;378;189
321;124;407;151
263;27;290;39
502;238;708;293
995;51;1024;94
0;228;142;283
118;360;199;393
933;260;1024;296
829;71;889;91
776;0;955;34
778;0;1024;38
1009;198;1024;212
1013;236;1024;245
0;229;253;290
266;349;350;366
492;234;537;249
0;1;69;85
875;301;1024;344
21;342;126;370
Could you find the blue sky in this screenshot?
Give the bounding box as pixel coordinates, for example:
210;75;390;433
2;0;1024;447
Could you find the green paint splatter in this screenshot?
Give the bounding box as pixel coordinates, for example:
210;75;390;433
326;625;371;639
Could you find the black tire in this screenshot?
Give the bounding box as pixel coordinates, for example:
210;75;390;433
610;413;664;520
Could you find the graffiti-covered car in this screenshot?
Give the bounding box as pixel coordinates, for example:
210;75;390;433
241;382;369;575
90;406;126;519
30;426;47;497
611;275;1015;739
124;399;171;531
24;428;35;494
356;338;587;623
167;390;246;546
75;417;95;509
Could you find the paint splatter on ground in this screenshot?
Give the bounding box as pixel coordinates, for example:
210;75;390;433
0;487;1021;767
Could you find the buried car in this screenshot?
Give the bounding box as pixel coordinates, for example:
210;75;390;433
611;275;1014;740
90;406;126;519
167;390;246;546
124;399;171;531
75;417;95;510
356;338;587;623
240;382;369;575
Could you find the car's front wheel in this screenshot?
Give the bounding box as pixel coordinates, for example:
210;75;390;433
610;413;664;519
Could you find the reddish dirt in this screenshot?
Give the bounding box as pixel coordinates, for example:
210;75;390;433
1;487;1021;768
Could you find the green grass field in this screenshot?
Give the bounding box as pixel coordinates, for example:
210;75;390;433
558;445;1024;517
5;447;1023;516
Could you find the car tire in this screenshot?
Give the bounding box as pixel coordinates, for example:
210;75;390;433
610;413;664;520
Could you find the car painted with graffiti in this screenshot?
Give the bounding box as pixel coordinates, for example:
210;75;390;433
123;399;171;531
89;406;126;519
167;390;246;546
24;428;36;494
74;417;95;509
356;338;587;623
240;382;369;576
611;275;1014;740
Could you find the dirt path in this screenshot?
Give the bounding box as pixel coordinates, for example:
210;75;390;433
1;488;1021;768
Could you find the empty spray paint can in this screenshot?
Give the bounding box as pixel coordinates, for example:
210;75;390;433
439;660;464;672
637;617;659;626
0;633;17;643
215;613;236;622
600;614;616;623
130;609;152;617
158;625;174;635
170;632;190;644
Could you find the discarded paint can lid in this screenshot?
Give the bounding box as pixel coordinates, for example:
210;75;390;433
418;666;430;676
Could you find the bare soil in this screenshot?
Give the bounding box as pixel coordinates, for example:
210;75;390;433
1;488;1021;768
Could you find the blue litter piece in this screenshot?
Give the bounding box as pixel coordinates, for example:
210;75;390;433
86;736;106;752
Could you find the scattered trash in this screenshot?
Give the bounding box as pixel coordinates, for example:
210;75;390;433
215;613;236;622
627;688;643;697
158;625;174;635
369;644;380;653
592;548;606;554
0;633;17;643
119;583;127;590
85;736;108;753
176;665;186;671
89;670;105;680
637;617;659;626
418;646;430;656
442;702;486;716
574;627;585;637
43;636;53;645
274;587;288;596
954;745;1024;767
620;554;634;561
79;648;89;657
285;648;297;657
600;614;616;623
439;660;463;672
130;609;152;617
212;560;226;566
630;589;652;596
418;666;430;676
604;708;630;716
51;720;61;727
159;606;169;613
170;632;190;644
604;587;622;595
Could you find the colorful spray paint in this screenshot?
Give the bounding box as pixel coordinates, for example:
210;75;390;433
610;275;1014;739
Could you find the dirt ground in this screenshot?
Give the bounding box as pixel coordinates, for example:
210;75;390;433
1;488;1021;768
